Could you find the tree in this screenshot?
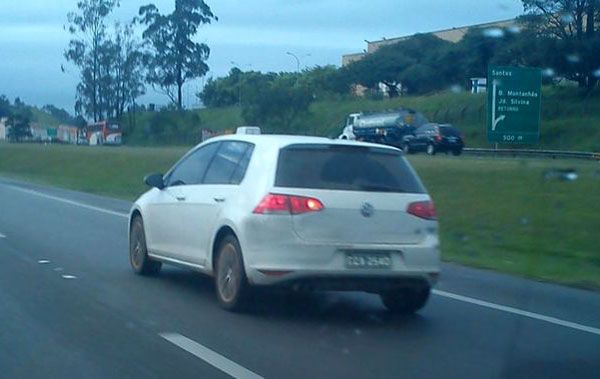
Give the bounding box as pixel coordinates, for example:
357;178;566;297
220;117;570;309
98;23;146;119
241;74;313;132
344;34;454;96
0;95;10;119
521;0;600;88
139;0;217;109
65;0;120;121
6;106;32;143
297;65;350;99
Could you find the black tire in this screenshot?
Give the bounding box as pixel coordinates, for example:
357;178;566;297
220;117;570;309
380;287;431;314
215;235;248;312
129;216;162;276
426;143;436;156
452;148;463;156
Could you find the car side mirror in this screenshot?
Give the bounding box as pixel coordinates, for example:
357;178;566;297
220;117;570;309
144;173;165;190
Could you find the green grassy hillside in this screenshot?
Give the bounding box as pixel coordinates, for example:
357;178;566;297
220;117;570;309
123;86;600;151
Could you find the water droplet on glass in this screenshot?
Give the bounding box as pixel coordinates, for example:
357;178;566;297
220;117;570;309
542;68;556;77
543;168;578;181
482;28;505;38
520;217;530;226
566;54;580;64
561;13;575;23
450;84;463;94
507;26;521;34
593;68;600;78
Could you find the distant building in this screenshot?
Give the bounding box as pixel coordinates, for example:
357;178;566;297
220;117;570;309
342;18;517;66
30;123;49;142
58;125;79;144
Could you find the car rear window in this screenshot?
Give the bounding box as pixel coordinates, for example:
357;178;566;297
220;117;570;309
440;126;460;137
275;144;426;193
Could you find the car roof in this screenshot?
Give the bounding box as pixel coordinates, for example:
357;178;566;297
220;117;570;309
204;134;401;151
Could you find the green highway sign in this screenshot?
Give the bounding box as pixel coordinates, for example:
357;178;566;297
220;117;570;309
487;66;542;144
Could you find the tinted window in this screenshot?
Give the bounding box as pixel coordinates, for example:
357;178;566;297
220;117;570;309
203;141;253;185
440;126;460;137
167;142;220;186
276;144;425;193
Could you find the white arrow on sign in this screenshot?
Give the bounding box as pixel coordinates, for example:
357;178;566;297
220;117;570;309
492;81;506;131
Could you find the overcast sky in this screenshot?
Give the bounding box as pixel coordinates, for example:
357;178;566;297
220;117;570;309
0;0;523;112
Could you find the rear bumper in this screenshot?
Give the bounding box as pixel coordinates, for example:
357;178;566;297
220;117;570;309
264;274;435;293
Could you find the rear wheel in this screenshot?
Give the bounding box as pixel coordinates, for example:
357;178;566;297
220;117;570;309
380;287;431;314
452;148;463;156
129;217;162;276
426;143;436;156
215;235;248;311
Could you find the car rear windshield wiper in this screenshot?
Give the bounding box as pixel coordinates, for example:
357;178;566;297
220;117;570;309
358;184;405;193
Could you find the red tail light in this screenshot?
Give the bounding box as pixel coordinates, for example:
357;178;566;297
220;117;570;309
254;194;324;215
407;201;437;220
435;134;442;142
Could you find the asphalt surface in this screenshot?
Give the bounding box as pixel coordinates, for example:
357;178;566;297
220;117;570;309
0;177;599;379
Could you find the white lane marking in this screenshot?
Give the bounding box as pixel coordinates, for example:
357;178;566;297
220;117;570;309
61;274;77;280
160;333;264;379
53;267;63;272
4;185;128;219
0;232;5;239
38;259;51;264
433;289;600;337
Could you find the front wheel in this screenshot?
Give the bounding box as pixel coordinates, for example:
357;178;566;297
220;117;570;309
215;235;248;312
129;217;162;276
426;143;436;156
452;148;463;156
380;287;431;314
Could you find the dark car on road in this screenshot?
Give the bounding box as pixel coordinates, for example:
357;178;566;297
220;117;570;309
402;123;465;156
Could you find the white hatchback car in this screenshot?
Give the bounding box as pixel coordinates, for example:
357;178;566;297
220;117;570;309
129;132;440;312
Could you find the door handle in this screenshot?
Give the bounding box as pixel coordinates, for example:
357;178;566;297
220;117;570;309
214;197;226;203
176;196;186;202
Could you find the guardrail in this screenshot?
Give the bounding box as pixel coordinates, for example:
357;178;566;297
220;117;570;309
463;148;600;161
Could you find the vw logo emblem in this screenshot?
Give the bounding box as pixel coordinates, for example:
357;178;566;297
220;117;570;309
361;202;375;218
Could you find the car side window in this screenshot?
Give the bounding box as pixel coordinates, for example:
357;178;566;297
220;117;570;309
203;141;254;185
230;145;254;185
166;142;221;187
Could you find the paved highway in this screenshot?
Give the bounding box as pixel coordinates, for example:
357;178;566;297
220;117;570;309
0;178;599;379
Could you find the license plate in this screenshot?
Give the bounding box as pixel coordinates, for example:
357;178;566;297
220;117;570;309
345;252;392;269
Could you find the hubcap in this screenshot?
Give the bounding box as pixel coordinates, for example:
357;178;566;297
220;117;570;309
218;245;239;303
131;228;143;268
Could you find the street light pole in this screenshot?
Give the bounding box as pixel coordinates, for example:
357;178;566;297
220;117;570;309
286;52;300;73
230;61;252;107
